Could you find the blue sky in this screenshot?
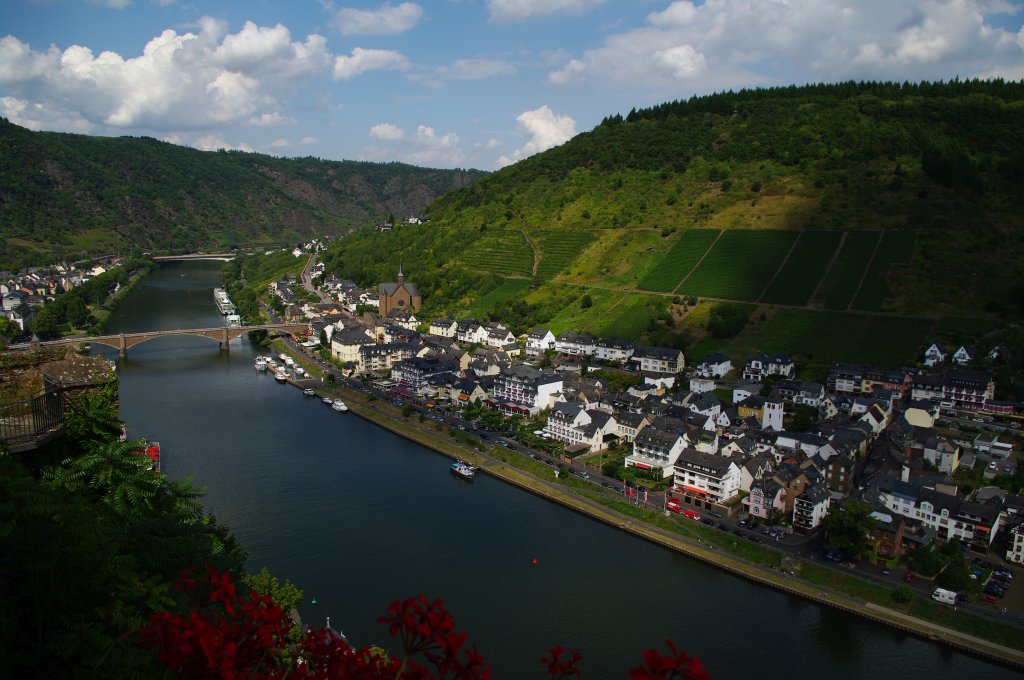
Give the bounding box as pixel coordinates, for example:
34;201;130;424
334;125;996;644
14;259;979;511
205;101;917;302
3;1;1023;170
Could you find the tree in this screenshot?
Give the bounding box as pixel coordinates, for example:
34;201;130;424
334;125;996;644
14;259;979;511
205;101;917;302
938;548;971;591
821;500;877;560
0;316;19;341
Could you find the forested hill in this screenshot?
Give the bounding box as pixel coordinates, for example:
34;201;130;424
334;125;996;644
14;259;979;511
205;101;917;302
427;79;1024;231
321;80;1024;366
0;119;485;268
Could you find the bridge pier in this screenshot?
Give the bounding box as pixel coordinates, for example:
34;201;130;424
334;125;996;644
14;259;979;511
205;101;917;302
220;327;229;351
119;333;127;357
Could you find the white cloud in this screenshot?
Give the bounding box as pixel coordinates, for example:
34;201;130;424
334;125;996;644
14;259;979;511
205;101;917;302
370;122;405;140
0;19;330;134
299;136;320;145
334;2;423;35
405;125;464;166
548;0;1024;94
497;105;576;167
333;47;410;80
193;134;254;153
270;138;290;147
475;138;502;149
434;58;516;80
488;0;605;23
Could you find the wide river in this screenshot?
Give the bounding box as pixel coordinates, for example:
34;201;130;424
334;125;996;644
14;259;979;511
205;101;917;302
97;261;1013;678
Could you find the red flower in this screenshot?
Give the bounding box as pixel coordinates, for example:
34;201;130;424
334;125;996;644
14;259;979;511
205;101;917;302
541;645;583;679
627;640;710;680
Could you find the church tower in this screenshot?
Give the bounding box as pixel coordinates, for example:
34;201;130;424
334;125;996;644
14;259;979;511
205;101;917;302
396;262;405;285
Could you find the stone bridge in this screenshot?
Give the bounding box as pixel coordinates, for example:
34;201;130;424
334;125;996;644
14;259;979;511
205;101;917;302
29;323;308;357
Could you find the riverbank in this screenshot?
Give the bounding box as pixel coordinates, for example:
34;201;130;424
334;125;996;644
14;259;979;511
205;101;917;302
294;376;1024;667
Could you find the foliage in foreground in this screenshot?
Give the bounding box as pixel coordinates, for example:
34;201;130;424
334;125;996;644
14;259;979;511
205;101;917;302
140;568;711;680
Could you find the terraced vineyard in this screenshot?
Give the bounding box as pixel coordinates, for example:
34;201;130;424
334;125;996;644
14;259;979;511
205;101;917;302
593;294;666;338
463;278;533;318
460;229;534;277
535;229;596;279
761;231;843;306
851;230;916;311
817;231;882;310
637;229;720;292
677;230;798;300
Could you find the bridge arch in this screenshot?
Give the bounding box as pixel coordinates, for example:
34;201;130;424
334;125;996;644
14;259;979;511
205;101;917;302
27;323;307;357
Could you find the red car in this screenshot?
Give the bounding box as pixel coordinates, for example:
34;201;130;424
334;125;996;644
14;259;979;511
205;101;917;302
983;594;999;605
904;572;914;583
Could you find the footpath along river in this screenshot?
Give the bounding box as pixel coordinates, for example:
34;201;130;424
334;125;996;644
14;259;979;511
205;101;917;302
96;260;1015;678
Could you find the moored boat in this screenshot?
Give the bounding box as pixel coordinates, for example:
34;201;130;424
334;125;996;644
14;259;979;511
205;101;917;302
450;460;476;480
275;371;288;383
322;396;334;404
255;356;268;372
331;399;348;412
303;388;316;396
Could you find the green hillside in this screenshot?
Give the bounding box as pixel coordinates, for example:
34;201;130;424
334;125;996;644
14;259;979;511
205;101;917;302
0;118;485;269
321;80;1024;368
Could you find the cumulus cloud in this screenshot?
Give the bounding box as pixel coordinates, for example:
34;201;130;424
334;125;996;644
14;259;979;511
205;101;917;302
488;0;605;23
497;105;576;167
333;2;423;36
333;47;411;80
299;136;319;145
193;134;254;153
548;0;1024;94
0;19;330;135
370;122;405;140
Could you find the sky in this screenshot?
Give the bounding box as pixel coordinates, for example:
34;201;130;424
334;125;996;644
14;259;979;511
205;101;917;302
2;1;1023;171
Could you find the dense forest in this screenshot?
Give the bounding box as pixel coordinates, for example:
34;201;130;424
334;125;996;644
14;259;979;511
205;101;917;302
0;119;485;269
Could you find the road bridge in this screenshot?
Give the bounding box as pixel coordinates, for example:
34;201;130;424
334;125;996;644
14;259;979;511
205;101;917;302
22;323;307;357
152;253;235;261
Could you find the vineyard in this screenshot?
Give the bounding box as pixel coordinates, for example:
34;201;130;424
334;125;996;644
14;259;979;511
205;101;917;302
593;294;666;338
761;231;844;306
636;229;720;292
535;229;596;280
463;278;532;318
460;229;534;277
851;230;916;311
677;230;798;300
815;231;881;309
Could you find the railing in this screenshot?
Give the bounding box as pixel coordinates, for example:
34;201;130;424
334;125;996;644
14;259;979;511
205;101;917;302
0;381;65;448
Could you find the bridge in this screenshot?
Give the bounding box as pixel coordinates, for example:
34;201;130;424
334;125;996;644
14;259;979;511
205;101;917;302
23;323;308;357
153;253;236;262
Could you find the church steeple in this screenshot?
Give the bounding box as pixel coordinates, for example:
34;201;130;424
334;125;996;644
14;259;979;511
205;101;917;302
397;262;405;285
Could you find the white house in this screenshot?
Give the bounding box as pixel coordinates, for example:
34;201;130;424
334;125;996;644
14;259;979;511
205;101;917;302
673;449;741;505
694;352;732;378
429;318;458;338
594;338;635;363
526;328;556;356
626;427;686;478
922;343;946;367
631;345;685;374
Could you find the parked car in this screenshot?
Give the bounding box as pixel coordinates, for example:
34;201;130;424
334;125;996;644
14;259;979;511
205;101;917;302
983;594;999;605
904;572;914;583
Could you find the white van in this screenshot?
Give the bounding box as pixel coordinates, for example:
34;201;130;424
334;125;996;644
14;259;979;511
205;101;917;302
932;588;957;605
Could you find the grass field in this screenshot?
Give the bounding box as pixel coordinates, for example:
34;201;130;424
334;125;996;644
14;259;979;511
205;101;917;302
535;229;595;279
593;294;667;338
463;278;532;318
761;231;843;305
460;229;534;276
636;229;719;292
817;231;881;310
716;308;934;367
851;230;916;311
678;230;798;300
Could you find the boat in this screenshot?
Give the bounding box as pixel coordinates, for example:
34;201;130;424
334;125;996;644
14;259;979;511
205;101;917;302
213;287;236;315
275;371;288;383
331;399;348;412
303;388;316;397
322;397;334;404
254;356;268;372
450;460;476;480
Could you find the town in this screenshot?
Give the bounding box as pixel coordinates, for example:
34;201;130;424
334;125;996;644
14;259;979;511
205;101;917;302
258;253;1024;598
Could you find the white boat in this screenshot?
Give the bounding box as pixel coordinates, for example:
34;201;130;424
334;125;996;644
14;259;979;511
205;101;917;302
322;397;334;404
450;460;476;480
303;388;316;397
295;367;305;376
274;371;288;383
331;399;348;412
254;357;268;372
279;353;289;362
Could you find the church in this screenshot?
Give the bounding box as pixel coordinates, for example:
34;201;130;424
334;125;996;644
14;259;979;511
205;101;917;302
378;264;422;317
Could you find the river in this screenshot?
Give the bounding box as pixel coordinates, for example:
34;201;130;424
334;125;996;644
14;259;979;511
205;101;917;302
95;260;1013;678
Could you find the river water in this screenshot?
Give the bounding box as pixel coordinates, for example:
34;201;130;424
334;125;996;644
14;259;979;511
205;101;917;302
96;260;1013;679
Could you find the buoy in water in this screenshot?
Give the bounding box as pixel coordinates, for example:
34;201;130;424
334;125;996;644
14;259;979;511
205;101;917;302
532;558;538;565
311;597;317;604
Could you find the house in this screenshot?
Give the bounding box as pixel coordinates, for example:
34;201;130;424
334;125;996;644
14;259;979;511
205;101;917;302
793;484;831;534
555;331;596;357
429;318;458;338
742;352;794;382
329;326;377;367
776;380;825;407
689;377;716;394
358;342;414;375
490;363;563;415
694;352;732;378
545;403;618;453
866;511;905;557
526;328;556;356
614;412;650;444
673;449;742;506
1007;520;1024;565
746;478;786;520
631;345;685;374
922;343;946;367
736;393;784;431
594;338;635;363
910;368;996;411
483;323;516;349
